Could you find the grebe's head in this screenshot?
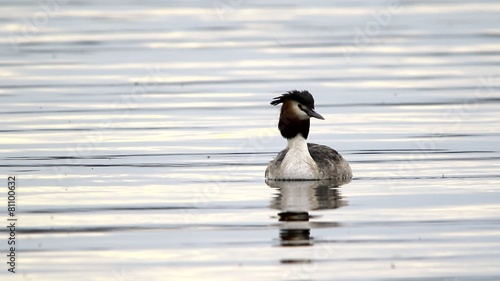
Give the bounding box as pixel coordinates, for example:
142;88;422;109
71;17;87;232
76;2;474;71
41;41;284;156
271;90;324;121
271;90;324;139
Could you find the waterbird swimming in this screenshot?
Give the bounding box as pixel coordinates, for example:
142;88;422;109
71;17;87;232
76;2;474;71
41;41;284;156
265;90;352;180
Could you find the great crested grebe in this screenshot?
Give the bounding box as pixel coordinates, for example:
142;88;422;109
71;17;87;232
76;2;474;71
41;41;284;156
265;90;352;180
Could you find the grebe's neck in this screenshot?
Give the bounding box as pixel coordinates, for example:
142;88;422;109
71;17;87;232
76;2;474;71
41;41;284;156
279;118;310;139
280;134;318;179
287;134;309;151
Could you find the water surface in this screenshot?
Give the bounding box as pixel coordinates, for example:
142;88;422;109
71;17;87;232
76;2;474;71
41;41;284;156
1;1;500;280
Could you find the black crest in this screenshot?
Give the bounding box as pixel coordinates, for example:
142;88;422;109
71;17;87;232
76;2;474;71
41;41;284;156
271;90;315;109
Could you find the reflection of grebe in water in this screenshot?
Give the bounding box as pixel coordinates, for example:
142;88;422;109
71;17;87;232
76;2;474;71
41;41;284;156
265;90;352;180
267;179;350;246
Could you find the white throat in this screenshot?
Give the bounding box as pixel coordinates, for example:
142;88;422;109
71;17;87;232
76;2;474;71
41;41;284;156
287;135;309;152
280;135;318;179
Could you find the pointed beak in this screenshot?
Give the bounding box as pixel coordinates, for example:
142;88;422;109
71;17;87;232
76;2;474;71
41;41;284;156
304;107;324;120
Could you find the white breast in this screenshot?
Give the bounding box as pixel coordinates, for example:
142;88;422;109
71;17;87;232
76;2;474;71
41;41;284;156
279;136;319;179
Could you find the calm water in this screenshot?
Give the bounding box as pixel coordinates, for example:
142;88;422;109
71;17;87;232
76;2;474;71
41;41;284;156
1;1;500;280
